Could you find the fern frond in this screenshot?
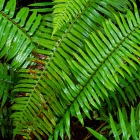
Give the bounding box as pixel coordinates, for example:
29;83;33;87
11;14;63;140
0;0;41;68
11;1;137;140
52;0;133;35
52;0;89;35
109;104;140;140
86;103;140;140
49;2;140;139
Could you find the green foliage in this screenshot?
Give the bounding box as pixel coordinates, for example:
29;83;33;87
0;0;41;68
0;63;15;139
87;127;107;140
52;0;89;35
108;104;140;140
52;0;133;35
1;0;140;140
29;2;53;13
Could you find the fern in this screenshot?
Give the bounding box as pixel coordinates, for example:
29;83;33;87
0;0;140;139
52;0;89;35
87;103;140;140
51;3;140;139
108;104;140;140
86;62;140;139
0;0;42;68
52;0;133;35
29;2;53;13
10;0;139;140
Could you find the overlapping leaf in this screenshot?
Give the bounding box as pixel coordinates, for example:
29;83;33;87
0;0;42;68
11;1;137;140
52;0;133;35
48;2;140;139
109;104;140;140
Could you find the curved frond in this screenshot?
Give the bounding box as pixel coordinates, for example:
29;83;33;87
0;0;41;68
11;1;137;140
49;2;140;139
52;0;89;35
52;0;133;35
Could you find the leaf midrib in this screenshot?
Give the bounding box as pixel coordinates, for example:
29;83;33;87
51;16;140;137
0;11;32;40
13;0;94;135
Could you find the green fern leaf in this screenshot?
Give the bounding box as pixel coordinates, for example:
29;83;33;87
50;2;140;139
86;127;107;140
0;0;41;68
52;0;89;35
109;105;140;140
29;2;53;13
11;1;137;139
52;0;133;35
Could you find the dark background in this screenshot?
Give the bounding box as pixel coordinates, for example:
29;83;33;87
16;0;51;7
